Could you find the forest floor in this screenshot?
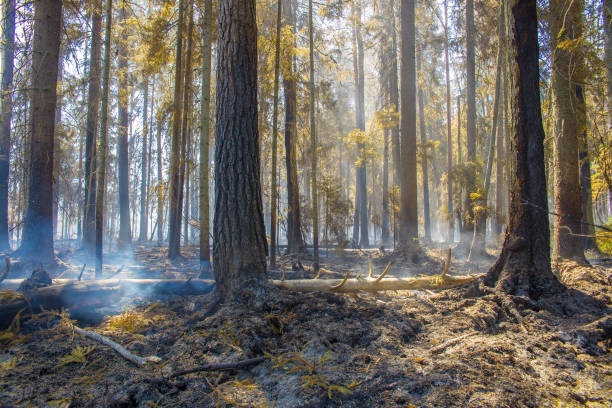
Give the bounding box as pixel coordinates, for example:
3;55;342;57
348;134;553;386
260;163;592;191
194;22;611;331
0;241;611;407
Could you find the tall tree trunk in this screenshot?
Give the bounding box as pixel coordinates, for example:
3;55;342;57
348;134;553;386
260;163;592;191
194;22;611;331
389;0;400;246
355;0;368;248
83;0;102;254
269;0;281;268
444;0;453;244
463;0;477;245
417;48;430;242
550;0;586;262
20;0;62;261
95;0;112;278
494;61;505;236
399;0;418;250
351;4;360;245
469;23;503;261
200;0;212;271
156;109;164;243
381;127;390;244
168;0;185;259
308;0;319;268
146;82;154;240
282;0;305;254
139;80;149;241
178;0;194;250
486;0;561;298
213;0;267;299
117;0;131;248
0;0;15;251
605;0;611;126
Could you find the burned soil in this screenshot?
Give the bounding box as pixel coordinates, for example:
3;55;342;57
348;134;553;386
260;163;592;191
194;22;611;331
1;244;611;407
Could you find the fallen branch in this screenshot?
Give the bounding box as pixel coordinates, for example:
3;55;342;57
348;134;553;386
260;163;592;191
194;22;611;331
77;264;86;281
374;262;392;283
72;325;161;366
168;356;266;379
330;272;351;290
272;273;484;293
442;248;451;276
429;331;478;354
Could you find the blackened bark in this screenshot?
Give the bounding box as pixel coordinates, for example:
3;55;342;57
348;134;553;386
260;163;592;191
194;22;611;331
269;0;281;268
0;0;15;250
200;0;212;266
213;0;267;298
485;0;562;298
20;0;62;261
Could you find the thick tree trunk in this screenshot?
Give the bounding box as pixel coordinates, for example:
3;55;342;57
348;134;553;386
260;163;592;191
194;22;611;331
200;0;212;271
417;48;430;242
95;0;113;278
399;0;418;249
282;0;305;255
0;0;15;251
168;0;185;259
550;0;586;262
213;0;267;299
485;0;562;298
139;80;149;242
20;0;62;261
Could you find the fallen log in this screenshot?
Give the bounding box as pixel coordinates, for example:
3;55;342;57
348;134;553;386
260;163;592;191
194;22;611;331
0;279;215;328
271;273;483;293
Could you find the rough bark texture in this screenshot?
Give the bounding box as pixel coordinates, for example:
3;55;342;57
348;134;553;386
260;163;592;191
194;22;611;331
117;0;131;248
213;0;267;299
444;0;453;244
95;0;112;278
156;109;163;243
399;0;418;248
0;0;15;251
355;0;368;248
308;0;319;266
550;0;586;262
20;0;62;261
485;0;562;298
282;0;305;254
168;0;185;259
200;0;212;268
606;0;611;126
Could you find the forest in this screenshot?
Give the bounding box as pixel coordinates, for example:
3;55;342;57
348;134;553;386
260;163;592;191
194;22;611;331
0;0;611;406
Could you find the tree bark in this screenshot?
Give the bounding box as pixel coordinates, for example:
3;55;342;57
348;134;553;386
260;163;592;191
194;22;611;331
139;80;149;242
117;0;131;248
417;48;430;242
20;0;62;261
0;0;15;251
200;0;213;271
399;0;418;249
282;0;305;254
82;0;102;254
95;0;113;278
213;0;267;299
463;0;477;245
309;0;319;267
156;108;164;243
485;0;562;298
444;0;453;244
355;0;368;248
269;0;282;268
168;0;185;259
550;0;586;262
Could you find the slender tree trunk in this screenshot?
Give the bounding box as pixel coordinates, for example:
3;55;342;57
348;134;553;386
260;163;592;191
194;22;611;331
95;0;112;277
0;0;15;251
282;0;305;254
20;0;62;261
82;0;102;254
381;127;390;244
139;80;149;241
486;0;562;298
178;0;194;250
495;63;505;236
168;0;185;259
463;0;477;246
156;109;163;243
417;48;430;242
399;0;418;250
146;82;154;240
200;0;212;271
550;0;586;262
213;0;267;299
308;0;319;268
351;5;360;245
269;0;282;268
117;0;131;248
605;0;611;126
355;0;368;248
443;0;453;244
